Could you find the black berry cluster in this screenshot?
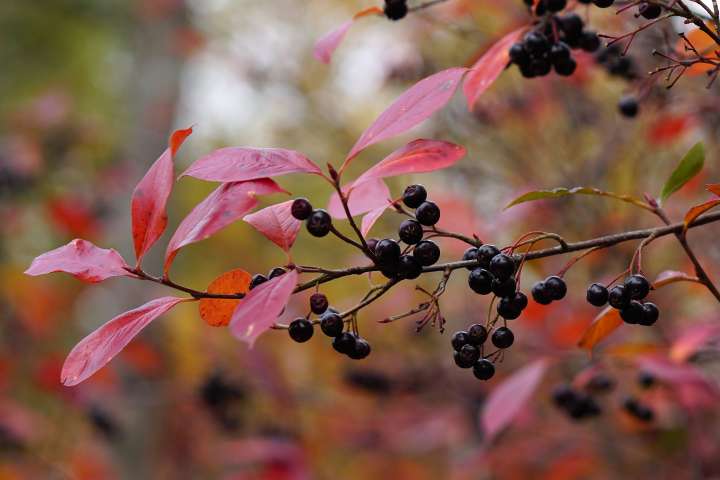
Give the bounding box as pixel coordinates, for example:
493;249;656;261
450;323;515;381
384;0;408;21
291;197;333;237
287;294;373;360
586;274;659;326
595;45;638;80
371;184;441;279
622;396;655;422
509;8;601;79
531;275;567;305
249;267;288;290
552;383;602;420
465;246;529;320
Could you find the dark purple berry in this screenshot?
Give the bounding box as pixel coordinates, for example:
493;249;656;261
639;2;661;19
310;293;328;314
468;268;494;295
268;267;286;279
497;298;522;320
402;184;427;208
492;277;517;298
624;274;650;300
532;281;553;305
638;371;655;388
489;254;515;281
288;318;313;343
333;332;357;354
415;201;441;226
509;43;529;65
608;284;630;309
552;384;577;408
398;254;422;279
347;338;372;359
620;300;644;324
546;0;567;12
306;209;332;237
639;302;659;326
477;245;501;269
291;198;313;220
467;324;488;345
462;247;479;270
559;13;584;38
586;283;609;306
593;0;615;7
554;57;577;76
492;327;515;349
580;30;601;52
619;96;639;118
524;31;550;55
454;344;479;368
545;276;567;301
384;0;407;20
473;359;496;380
510;291;528;311
550;42;571;62
398;219;424;245
375;239;401;266
451;331;470;351
249;274;268;290
320;312;344;337
413;240;440;266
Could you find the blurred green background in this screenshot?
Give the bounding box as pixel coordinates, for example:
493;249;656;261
1;0;720;478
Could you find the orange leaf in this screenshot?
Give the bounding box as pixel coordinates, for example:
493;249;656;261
682;199;720;234
707;184;720;196
652;270;699;288
679;28;717;76
199;269;251;327
577;307;623;351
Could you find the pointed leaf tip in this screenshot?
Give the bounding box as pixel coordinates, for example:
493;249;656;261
661;142;704;202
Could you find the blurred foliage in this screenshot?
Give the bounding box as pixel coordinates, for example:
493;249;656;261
1;0;720;478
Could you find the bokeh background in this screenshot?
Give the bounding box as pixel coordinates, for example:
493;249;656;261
2;0;720;478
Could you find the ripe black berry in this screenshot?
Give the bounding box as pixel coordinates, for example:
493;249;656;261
608;284;630;309
618;96;639;117
454;344;480;368
497;297;522;320
333;332;357;354
509;43;529;65
593;0;615;7
398;254;422;279
624;274;650;300
559;13;584;38
492;327;515;349
492;277;517;298
510;291;528;311
348;338;372;359
468;268;494;295
586;374;615;393
291;198;313;220
467;324;488;345
415;201;441;226
452;331;470;351
531;58;552;76
586;283;609;306
306;209;332;237
249;274;268;290
532;281;553;305
462;247;479;270
402;184;427;208
638;371;655;388
473;359;496;380
366;238;379;254
639;302;659;326
567;394;601;419
639;2;661;18
489;254;515;281
620;300;644;324
545;276;567;301
552;384;577;408
554;58;577;76
310;293;328;314
384;0;408;21
320;312;344;337
550;42;571;62
413;240;440;266
375;239;401;266
268;267;286;279
524;31;550;55
288;318;314;343
546;0;567;12
580;30;601;52
477;245;501;269
623;397;654;422
398;219;424;245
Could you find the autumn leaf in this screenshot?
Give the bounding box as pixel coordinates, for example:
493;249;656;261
682;199;720;234
313;6;382;64
327;178;391;218
199;269;252;327
243;200;302;253
577;307;623;350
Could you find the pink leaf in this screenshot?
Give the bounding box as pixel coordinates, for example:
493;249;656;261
230;269;298;347
180;147;322;183
636;355;719;408
463;27;525;110
327;178;391;218
25;239;136;283
670;323;720;362
164;179;285;273
313;19;354;64
131;127;193;264
61;296;187;386
243;200;302;252
343;67;468;166
361;204;390;236
480;358;549;443
352;139;466;187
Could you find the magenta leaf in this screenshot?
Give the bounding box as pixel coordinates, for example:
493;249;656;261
352;139;466;187
670;323;720;362
230;269;298;347
480;358;549;443
180;147;322;183
164;179;286;273
131;127;193;264
243;200;301;253
327;178;391;218
463;27;525;110
343;67;468;166
636;355;719;408
361;204;390;236
25;239;136;283
313;19;354;64
61;296;188;386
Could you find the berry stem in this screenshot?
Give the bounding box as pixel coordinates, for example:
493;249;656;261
330;179;374;258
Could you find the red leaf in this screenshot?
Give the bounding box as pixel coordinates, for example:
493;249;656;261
352;139;466;187
313;19;354;64
463;27;525;110
480;358;549;443
180;147;322;182
343;67;467;166
577;307;623;350
683;199;720;234
707;184;720;196
327;178;391;218
61;296;187;386
636;356;720;409
229;269;298;347
243;200;302;252
25;239;136;283
131;127;192;264
164;179;285;273
361;203;390;236
670;323;720;362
